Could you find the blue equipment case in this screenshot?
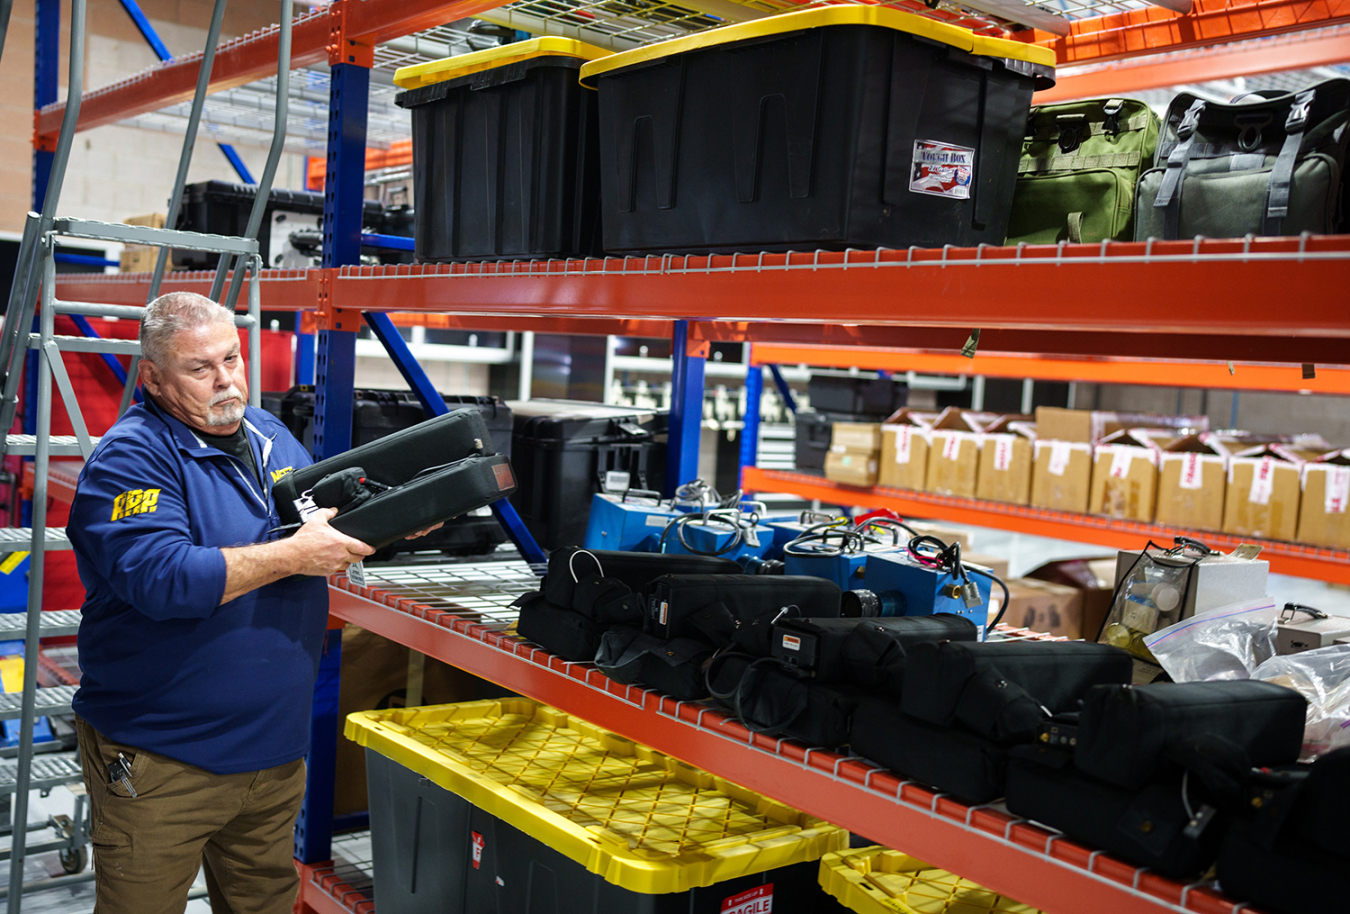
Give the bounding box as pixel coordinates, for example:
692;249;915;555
846;552;991;632
582;492;684;552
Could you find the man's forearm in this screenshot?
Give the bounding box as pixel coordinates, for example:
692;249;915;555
219;539;300;605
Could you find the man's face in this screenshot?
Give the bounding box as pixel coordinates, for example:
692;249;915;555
140;321;249;436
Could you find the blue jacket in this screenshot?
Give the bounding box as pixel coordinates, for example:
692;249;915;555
68;396;329;774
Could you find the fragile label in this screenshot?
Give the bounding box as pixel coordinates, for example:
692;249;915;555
894;425;912;464
941;435;961;462
1109;447;1134;479
722;884;773;914
471;832;484;869
781;634;801;652
1247;456;1276;505
910;140;975;200
1179;453;1205;490
1327;466;1350;514
1047;441;1072;477
991;435;1013;472
603;470;631;493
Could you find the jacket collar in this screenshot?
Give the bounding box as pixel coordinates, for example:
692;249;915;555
144;395;274;467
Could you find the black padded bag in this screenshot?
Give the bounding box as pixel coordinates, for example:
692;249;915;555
1005;750;1223;878
326;455;517;549
543;548;741;608
902;641;1132;728
771;614;976;683
708;654;863;748
276;407;493;525
647;575;842;652
1074;681;1307;790
513;592;608;662
1218;822;1350;914
1281;746;1350;857
593;628;712;701
850;698;1010;804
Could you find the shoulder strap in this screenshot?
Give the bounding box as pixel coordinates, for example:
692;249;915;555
1265;88;1317;236
1154;99;1208;240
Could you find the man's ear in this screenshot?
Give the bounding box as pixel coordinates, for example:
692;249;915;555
139;359;160;397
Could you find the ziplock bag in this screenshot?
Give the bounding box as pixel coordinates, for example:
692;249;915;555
1254;644;1350;760
1099;538;1210;662
1143;598;1281;682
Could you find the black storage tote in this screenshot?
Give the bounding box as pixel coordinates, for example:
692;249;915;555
579;6;1055;255
394;38;610;262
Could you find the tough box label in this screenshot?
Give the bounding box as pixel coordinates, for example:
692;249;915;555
941;435;961;462
991;435;1013;472
471;832;484;869
1109;447;1134;479
1326;466;1350;514
1248;456;1276;505
781;634;801;652
894;425;912;463
1179;453;1205;490
910;140;975;199
1047;441;1072;477
721;884;773;914
603;470;631;492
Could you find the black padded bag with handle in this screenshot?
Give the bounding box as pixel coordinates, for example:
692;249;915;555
1217;823;1349;914
275;407;493;525
709;654;865;748
543;547;740;608
1074;680;1307;790
646;575;842;653
593;627;713;701
901;641;1132;728
1280;745;1350;857
513;592;608;662
771;614;976;684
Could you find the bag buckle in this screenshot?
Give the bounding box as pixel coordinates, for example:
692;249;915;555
1102;98;1124;135
1286;93;1313;133
1176;100;1206;142
1055;113;1087;153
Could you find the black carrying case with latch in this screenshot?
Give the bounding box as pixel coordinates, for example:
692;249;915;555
646;575;842;653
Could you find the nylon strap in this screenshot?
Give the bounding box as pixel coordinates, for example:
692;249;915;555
1028;113;1153;142
1018;151;1142;173
1264;88;1316;235
1155;99;1208;240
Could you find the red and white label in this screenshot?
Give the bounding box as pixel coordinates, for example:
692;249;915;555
1248;456;1276;505
1108;447;1134;479
780;634;801;652
909;140;974;199
989;436;1011;472
1326;466;1350;514
722;884;773;914
941;435;961;462
1047;441;1072;477
894;425;912;464
471;832;484;869
658;601;669;626
1179;453;1205;490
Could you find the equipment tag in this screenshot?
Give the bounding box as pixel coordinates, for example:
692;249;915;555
991;435;1013;472
894;426;912;463
909;140;974;199
603;471;631;493
1247;456;1276;505
721;884;773;914
781;635;801;652
295;493;320;522
1179;453;1205;490
471;832;484;869
1327;466;1350;514
346;561;366;587
1047;441;1071;477
659;601;669;626
1109;447;1133;479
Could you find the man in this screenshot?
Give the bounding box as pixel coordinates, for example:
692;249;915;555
67;291;376;914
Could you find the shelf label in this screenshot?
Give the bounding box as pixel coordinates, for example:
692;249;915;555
894;426;912;463
471;832;484;869
1248;457;1276;505
722;883;773;914
991;435;1014;472
1327;467;1350;514
1179;453;1205;490
1109;447;1133;479
910;140;974;200
1047;441;1071;477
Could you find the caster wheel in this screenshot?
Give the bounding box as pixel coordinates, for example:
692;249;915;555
59;846;88;875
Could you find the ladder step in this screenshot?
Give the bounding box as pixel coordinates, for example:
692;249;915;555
0;753;82;793
30;335;140;356
0;687;77;722
5;435;99;457
52;217;260;258
0;528;72;551
0;611;82;639
53;300;145;321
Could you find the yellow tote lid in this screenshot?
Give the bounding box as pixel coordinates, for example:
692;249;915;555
395;37;612;91
579;6;1054;88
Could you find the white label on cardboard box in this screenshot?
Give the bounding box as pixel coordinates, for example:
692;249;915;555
831;444;847;454
1327;466;1350;514
1047;441;1072;477
941;434;961;462
894;425;912;464
1179;453;1204;490
1248;456;1276;505
909;140;974;199
722;884;773;914
991;435;1014;472
1109;447;1134;479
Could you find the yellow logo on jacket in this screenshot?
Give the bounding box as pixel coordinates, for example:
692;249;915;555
270;466;294;484
111;488;160;521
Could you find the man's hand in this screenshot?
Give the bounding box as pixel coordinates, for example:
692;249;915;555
289;508;377;575
405;521;445;540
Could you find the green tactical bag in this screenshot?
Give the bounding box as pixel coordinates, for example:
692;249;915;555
1005;98;1160;245
1135;79;1350;241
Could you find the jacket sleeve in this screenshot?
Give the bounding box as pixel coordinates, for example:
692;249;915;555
69;437;228;620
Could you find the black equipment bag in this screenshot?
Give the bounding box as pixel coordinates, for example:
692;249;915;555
594;628;713;701
1074;681;1307;790
543;547;740;608
708;653;865;749
1006;749;1225;879
771;615;977;685
850;698;1011;804
1279;746;1350;857
275;407;496;526
513;592;609;663
1217;823;1349;914
901;641;1133;737
646;575;842;654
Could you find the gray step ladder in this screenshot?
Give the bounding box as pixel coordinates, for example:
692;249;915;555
0;0;297;906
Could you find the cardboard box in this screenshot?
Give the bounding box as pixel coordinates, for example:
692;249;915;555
878;410;935;491
830;422;883;452
1025;557;1116;640
119;212;168;274
1155;434;1230;531
1297;449;1350;549
976;417;1035;505
1030;439;1092;513
1223;445;1318;542
925;408;983;498
1089;429;1161;522
1034;407;1209;445
906;521;971;551
996;578;1083;639
963;552;1010;582
824;448;879;487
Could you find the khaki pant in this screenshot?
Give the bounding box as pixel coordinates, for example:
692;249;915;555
75;716;305;914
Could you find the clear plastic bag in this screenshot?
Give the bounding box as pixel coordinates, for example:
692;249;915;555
1142;599;1280;682
1099;539;1209;661
1253;644;1350;760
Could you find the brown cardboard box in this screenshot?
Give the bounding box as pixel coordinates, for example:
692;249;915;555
1089;429;1161;522
1297;449;1350;549
831;422;882;452
997;578;1083;639
906;521;971;551
1025;557;1116;640
1030;439;1092;513
119;212;168;274
878;410;935;491
1035;407;1209;444
1224;445;1318;541
925;408;982;498
964;552;1010;581
1155;434;1230;531
825;448;879;487
976;417;1035;505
